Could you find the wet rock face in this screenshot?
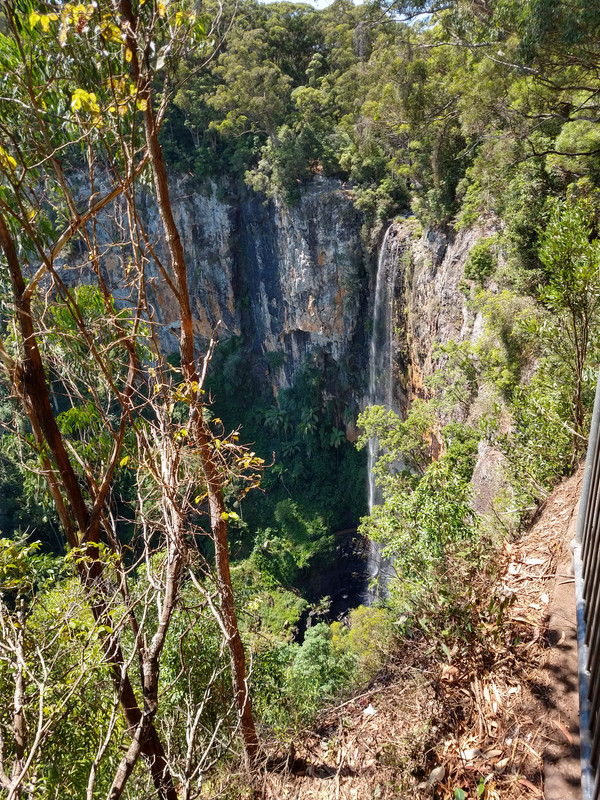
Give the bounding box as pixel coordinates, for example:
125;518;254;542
241;178;367;387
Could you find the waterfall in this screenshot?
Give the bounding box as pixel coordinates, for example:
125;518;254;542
365;223;400;600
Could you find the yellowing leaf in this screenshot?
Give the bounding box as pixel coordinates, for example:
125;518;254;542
71;88;100;114
29;11;41;28
220;511;229;520
119;455;129;467
125;47;132;63
136;98;148;112
0;146;17;172
101;19;122;43
40;14;56;32
158;1;167;17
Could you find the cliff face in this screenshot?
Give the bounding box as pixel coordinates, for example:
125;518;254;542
402;221;499;399
383;217;506;514
373;218;499;413
70;173;497;409
66;174;370;392
239;179;368;387
138;176;369;388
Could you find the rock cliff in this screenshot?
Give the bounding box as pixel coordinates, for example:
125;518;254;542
382;216;506;514
136;175;370;389
64;174;370;392
68;173;499;413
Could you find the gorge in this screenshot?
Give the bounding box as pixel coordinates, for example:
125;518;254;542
1;0;598;794
130;177;504;613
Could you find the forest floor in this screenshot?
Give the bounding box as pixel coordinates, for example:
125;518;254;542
253;468;584;800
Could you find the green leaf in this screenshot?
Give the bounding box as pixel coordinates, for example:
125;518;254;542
455;790;466;800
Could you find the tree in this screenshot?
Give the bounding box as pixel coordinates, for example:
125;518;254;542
358;403;478;607
208;27;293;145
0;1;260;796
536;196;600;462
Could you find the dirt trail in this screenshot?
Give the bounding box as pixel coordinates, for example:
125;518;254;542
256;469;584;800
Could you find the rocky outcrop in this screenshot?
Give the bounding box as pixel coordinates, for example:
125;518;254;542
400;220;499;399
379;216;507;515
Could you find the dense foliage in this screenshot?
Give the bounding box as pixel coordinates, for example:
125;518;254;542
2;0;600;796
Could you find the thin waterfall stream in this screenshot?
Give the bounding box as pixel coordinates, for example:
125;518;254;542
365;224;401;600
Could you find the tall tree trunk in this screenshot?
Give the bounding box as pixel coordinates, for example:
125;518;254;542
197;423;260;764
118;0;260;765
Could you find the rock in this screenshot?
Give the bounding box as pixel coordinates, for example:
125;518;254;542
427;765;446;787
67;174;369;393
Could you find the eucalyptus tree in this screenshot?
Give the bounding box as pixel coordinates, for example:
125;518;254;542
0;1;261;797
537;196;600;463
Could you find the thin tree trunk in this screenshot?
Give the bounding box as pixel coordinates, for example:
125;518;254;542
0;212;178;800
197;422;260;764
117;0;260;764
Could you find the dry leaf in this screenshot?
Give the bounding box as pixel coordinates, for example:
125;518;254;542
518;777;542;795
441;664;460;683
484;749;503;759
551;719;574;745
491;682;502;706
427;766;445;787
460;748;481;761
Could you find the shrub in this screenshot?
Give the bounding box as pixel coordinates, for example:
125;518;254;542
464;237;497;285
331;605;396;681
290;623;356;711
